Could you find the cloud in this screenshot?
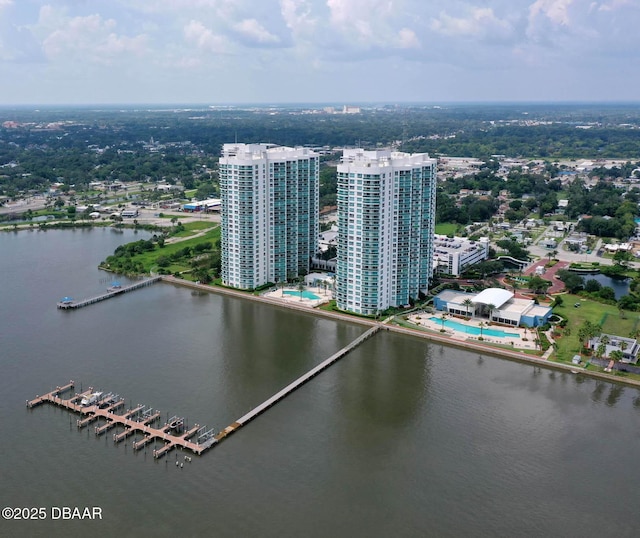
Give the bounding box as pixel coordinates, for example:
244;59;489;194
430;7;513;39
528;0;575;27
280;0;316;37
1;0;640;104
597;0;633;11
396;28;419;49
233;18;281;45
184;20;227;53
34;7;148;64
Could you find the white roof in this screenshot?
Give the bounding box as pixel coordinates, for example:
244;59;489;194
473;288;514;308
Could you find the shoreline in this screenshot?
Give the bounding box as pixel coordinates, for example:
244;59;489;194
161;276;640;390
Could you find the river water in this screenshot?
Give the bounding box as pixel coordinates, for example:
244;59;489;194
1;228;639;537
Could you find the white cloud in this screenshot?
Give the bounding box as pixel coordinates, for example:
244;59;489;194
598;0;633;11
431;7;513;39
34;6;148;64
396;28;419;49
280;0;316;36
1;0;640;104
233;18;280;45
184;20;227;53
528;0;575;26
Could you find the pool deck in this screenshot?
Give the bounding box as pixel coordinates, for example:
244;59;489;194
262;286;332;308
407;313;539;351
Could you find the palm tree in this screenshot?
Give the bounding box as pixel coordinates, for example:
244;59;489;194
620;340;628;359
440;312;448;332
297;279;305;301
610;350;624;363
486;303;496;324
462;298;474;319
596;342;606;359
478;322;485;340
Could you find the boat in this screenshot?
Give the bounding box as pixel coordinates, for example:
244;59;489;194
80;391;103;407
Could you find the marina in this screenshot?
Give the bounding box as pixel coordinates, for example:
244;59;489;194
26;325;382;458
27;382;217;458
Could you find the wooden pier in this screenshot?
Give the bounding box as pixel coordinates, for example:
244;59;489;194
27;383;215;459
214;324;381;442
28;324;381;459
57;276;161;310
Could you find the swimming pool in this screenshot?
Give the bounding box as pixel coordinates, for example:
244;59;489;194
283;290;321;300
429;317;520;338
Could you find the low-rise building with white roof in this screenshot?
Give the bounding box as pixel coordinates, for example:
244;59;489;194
433;288;552;327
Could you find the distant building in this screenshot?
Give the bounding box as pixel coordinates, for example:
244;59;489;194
183;198;220;212
219;143;319;290
433;235;489;276
335;149;437;315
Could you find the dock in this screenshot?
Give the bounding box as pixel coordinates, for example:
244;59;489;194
27;384;214;459
57;277;161;310
214;324;381;442
27;324;381;459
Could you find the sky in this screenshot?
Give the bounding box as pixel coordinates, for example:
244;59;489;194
0;0;638;105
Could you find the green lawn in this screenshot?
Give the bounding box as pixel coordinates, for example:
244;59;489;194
435;222;459;236
169;221;217;238
102;226;220;274
552;294;639;362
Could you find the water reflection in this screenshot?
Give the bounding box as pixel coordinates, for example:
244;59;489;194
337;333;431;433
592;381;606;402
606;385;624;407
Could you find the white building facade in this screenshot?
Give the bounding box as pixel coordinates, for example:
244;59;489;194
433;235;490;276
335;149;437;315
220;143;319;289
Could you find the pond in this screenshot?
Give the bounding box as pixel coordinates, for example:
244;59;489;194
584;273;630;299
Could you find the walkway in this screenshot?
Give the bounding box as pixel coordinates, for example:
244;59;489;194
523;260;569;294
214;325;381;443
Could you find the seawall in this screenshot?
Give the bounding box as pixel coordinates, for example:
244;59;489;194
160;276;640;390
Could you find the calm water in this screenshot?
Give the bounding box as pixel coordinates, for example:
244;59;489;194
587;273;630;299
1;228;640;537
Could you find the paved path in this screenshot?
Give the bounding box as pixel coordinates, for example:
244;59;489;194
523;259;569;294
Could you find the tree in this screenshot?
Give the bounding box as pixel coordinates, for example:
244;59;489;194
440;312;448;332
528;275;551;294
557;269;585;293
584;279;602;293
462;298;474;318
613;249;633;267
577;320;601;348
610;350;624;363
478;322;485;340
486;303;496;323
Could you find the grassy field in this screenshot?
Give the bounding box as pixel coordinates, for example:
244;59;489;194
435;222;459;236
552;294;640;362
169;221;216;238
102;224;220;275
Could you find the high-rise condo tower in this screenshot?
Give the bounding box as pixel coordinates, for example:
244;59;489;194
219;143;319;289
336;149;437;315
